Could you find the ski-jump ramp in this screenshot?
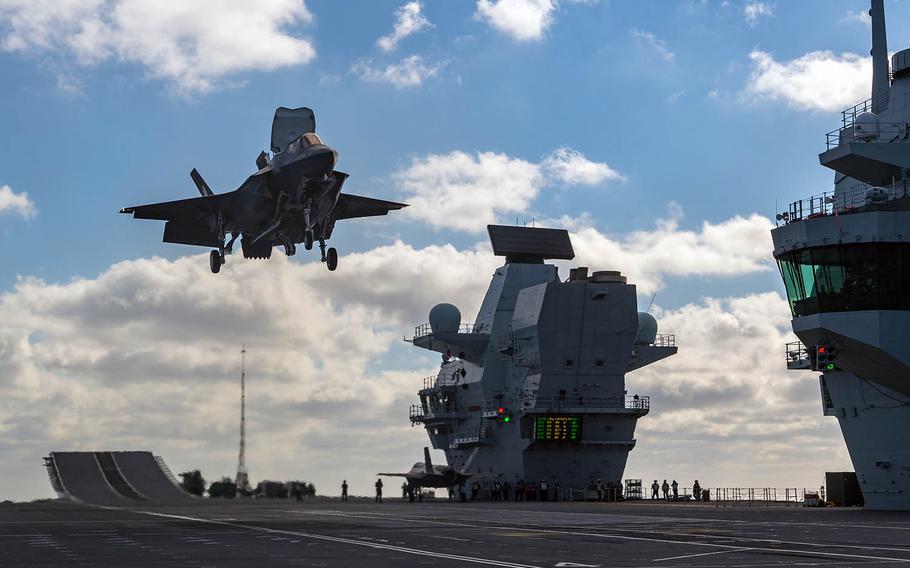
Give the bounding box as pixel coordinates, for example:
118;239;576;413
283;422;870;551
45;451;193;505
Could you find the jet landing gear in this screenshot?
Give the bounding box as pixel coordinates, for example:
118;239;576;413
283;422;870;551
210;249;224;274
319;239;338;271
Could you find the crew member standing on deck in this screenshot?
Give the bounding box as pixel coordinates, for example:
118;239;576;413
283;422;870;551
693;480;701;501
341;480;348;502
671;480;679;500
651;480;659;499
661;480;670;500
375;478;383;503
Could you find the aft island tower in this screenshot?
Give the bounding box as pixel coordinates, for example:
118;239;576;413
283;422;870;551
407;225;677;492
773;0;910;509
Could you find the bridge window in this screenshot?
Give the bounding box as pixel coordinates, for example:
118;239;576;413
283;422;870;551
778;243;910;316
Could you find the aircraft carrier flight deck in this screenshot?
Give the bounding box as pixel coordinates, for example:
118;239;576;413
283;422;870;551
3;498;909;568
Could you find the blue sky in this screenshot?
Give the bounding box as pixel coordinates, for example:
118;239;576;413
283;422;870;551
0;0;895;499
1;0;888;292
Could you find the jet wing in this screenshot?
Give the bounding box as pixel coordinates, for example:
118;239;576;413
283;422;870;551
120;193;234;221
333;193;408;221
376;473;413;478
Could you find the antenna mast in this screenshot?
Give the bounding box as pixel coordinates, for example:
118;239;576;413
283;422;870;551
235;345;250;492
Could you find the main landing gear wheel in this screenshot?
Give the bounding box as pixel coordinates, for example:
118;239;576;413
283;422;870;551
209;250;222;274
326;247;338;271
304;230;314;251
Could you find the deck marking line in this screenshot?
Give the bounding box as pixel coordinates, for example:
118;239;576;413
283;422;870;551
134;510;543;568
654;547;755;562
292;509;910;564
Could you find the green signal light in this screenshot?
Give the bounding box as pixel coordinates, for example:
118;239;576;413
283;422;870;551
825;363;835;371
503;416;511;423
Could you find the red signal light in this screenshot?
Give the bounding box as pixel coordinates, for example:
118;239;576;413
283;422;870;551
818;346;827;354
498;407;505;414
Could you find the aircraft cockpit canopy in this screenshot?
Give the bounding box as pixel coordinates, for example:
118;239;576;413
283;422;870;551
302;132;324;146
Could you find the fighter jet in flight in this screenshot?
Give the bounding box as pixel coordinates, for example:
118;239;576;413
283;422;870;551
378;447;476;493
121;107;407;273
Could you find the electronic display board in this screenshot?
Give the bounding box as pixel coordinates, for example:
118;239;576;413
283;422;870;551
534;415;582;442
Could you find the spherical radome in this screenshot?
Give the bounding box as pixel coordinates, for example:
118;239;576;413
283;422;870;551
636;312;658;345
429;303;461;334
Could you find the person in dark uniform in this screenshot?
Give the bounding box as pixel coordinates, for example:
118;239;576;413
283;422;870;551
375;478;383;503
693;480;701;501
671;480;679;500
661;480;670;500
651;480;660;499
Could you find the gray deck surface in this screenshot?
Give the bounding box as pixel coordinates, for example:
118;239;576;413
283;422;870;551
111;451;192;503
2;498;910;567
50;452;129;506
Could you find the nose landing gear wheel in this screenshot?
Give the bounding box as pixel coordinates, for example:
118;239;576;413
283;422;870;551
210;250;222;274
326;247;338;271
304;230;314;251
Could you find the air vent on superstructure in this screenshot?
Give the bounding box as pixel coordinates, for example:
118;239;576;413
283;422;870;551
892;48;910;81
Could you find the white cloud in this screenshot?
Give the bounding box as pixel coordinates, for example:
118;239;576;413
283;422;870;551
0;0;316;95
0;185;37;219
352;55;445;88
474;0;556;41
569;206;775;294
630;28;674;62
377;1;431;52
744;1;773;26
742;50;871;111
541;147;625;186
626;292;850;487
396;150;543;232
0;209;846;499
0;244;496;501
665;90;686;105
396;148;623;232
842;9;871;27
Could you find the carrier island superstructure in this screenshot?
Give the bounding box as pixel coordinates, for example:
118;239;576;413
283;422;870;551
407;225;676;491
773;0;910;510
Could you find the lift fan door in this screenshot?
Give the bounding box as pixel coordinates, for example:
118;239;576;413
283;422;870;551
271;107;316;154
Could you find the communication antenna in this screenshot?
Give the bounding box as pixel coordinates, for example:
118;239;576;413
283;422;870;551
235;345;250;492
646;274;666;314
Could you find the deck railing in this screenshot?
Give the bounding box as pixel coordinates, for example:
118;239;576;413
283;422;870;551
776;183;901;225
413;322;488;339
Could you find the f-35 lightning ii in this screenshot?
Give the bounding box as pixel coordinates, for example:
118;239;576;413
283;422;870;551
378;447;476;492
121;107;407;273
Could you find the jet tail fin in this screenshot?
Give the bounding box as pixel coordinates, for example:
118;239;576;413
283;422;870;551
423;447;433;474
190;169;214;197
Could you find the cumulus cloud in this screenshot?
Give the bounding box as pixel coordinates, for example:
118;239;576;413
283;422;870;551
352;55;445;88
627;292;850;488
0;185;37;219
630;28;674;62
541;147;625;186
0;218;846;499
396;148;622;232
744;1;773;26
742;50;870;111
474;0;557;41
377;1;431;52
0;0;316;95
0;242;501;501
842;10;871;27
569;207;775;294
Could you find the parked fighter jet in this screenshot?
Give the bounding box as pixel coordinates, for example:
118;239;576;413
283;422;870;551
121;107;407;273
378;447;475;491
